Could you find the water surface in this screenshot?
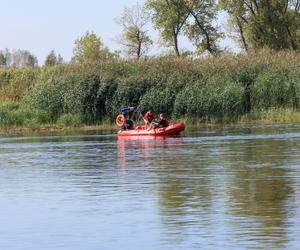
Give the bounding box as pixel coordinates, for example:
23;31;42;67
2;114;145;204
1;124;300;249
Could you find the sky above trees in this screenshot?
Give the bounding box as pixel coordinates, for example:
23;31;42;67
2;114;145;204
0;0;234;63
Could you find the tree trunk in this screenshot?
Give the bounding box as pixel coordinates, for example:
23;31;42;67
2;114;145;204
286;27;297;51
173;29;180;57
236;16;249;52
136;30;142;60
190;11;213;54
137;40;141;60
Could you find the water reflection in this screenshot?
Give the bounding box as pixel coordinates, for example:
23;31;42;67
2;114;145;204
1;126;300;250
117;136;183;169
117;135;216;245
222;139;295;249
116;131;300;249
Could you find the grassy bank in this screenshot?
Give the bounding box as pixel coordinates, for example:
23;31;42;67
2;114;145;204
1;51;300;131
2;107;300;134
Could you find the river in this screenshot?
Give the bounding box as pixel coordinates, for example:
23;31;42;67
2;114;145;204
1;124;300;250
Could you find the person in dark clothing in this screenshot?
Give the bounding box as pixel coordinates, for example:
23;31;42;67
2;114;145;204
158;113;170;128
125;118;134;130
121;114;134;130
148;113;170;129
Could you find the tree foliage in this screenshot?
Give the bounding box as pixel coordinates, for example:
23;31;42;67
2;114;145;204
219;0;300;51
0;52;6;66
146;0;190;56
45;50;63;66
116;3;153;59
12;50;38;67
146;0;221;55
182;0;222;54
72;31;112;63
0;49;38;68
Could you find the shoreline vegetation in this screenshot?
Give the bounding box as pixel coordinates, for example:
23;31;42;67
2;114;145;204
2;108;300;135
1;52;300;134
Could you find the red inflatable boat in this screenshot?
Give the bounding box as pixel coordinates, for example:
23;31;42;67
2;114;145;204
118;122;185;136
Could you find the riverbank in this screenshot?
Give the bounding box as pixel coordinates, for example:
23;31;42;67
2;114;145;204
0;124;115;135
1;52;300;133
2;109;300;135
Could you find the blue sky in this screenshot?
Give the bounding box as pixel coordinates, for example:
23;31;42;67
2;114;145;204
0;0;235;63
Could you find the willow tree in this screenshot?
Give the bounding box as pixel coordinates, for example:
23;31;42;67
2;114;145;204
116;3;152;59
146;0;190;56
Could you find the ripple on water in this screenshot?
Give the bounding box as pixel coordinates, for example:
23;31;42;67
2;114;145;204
1;126;300;250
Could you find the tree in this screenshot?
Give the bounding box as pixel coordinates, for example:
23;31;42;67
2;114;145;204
57;54;64;63
16;50;34;67
0;49;38;67
25;52;38;67
45;50;64;66
181;0;222;54
218;0;249;52
2;49;12;66
0;52;6;66
115;3;152;59
146;0;221;56
219;0;300;51
228;15;249;52
146;0;190;56
72;31;111;63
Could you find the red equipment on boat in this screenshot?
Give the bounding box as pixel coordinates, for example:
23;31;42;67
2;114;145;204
118;122;185;136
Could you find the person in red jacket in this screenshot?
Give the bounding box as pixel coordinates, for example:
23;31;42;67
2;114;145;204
143;110;155;128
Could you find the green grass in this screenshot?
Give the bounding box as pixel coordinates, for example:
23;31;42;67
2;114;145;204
56;114;82;128
239;108;300;124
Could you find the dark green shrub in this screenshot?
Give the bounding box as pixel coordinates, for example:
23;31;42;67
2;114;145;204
0;102;36;127
28;80;66;122
174;81;245;121
62;75;101;123
106;76;163;119
1;52;300;126
251;70;300;110
116;76;158;105
140;87;175;116
96;78;117;120
29;75;108;124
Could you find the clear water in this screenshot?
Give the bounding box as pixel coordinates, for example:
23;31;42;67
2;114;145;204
1;124;300;250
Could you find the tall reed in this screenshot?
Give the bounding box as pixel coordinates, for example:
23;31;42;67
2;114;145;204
0;51;299;127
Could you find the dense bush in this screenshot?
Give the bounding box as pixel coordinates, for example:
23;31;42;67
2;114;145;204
29;75;103;123
29;80;66;122
96;78;117;120
140;87;176;116
174;81;245;121
0;102;46;128
251;70;300;110
62;75;101;123
1;51;300;128
104;75;165;119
